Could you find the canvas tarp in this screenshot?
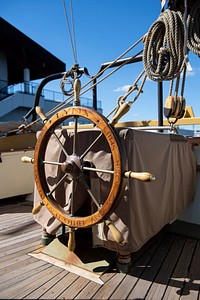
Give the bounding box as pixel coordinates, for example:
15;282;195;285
34;128;196;252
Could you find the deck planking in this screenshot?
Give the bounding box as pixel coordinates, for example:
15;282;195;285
0;198;200;299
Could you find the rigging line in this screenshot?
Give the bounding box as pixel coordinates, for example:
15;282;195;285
25;37;144;127
62;35;144;100
130;72;147;105
120;69;146;102
91;36;144;82
25;47;143;130
44;49;143;119
39;48;143;122
62;0;78;64
69;0;78;64
80;50;144;99
67;36;144;97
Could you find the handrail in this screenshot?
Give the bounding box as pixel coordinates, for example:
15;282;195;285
24;55;143;121
24;73;65;121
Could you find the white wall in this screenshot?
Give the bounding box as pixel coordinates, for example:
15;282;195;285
178;146;200;225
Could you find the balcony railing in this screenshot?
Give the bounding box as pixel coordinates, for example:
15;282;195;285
0;80;102;111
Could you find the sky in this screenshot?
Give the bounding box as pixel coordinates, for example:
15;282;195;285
1;0;200;122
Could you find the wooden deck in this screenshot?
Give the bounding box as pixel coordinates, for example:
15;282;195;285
0;198;200;299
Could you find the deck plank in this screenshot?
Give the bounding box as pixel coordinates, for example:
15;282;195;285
109;235;166;299
0;244;42;270
91;273;126;300
0;223;40;243
0;228;41;249
162;238;198;300
0;256;44;277
145;235;186;299
74;273;115;299
127;234;176;299
179;241;200;300
58;276;91;299
0;235;41;257
23;269;67;299
39;272;80;299
0;259;48;292
109;274;138;300
0;265;62;299
0;199;200;299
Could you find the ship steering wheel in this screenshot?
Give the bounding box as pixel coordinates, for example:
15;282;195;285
33;106;127;228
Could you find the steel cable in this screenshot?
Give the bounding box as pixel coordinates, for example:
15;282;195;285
62;0;78;64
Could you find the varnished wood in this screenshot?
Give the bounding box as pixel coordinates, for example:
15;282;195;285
32;201;44;214
21;156;34;163
109;102;131;125
73;78;81;105
34;106;126;228
124;170;155;181
104;218;125;245
35;106;48;123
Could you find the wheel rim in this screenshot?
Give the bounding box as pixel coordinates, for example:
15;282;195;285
34;106;126;227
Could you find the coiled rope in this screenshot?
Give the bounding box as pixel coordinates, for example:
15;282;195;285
187;0;200;56
143;9;185;81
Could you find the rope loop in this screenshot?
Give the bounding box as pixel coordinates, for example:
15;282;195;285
187;0;200;56
143;9;185;81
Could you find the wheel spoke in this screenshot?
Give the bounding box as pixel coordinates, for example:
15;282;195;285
83;166;114;175
43;160;63;166
79;175;101;209
47;173;70;197
80;132;103;160
70;178;77;215
72;116;79;154
52;130;68;157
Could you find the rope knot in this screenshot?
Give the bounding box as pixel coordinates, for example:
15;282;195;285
158;47;169;55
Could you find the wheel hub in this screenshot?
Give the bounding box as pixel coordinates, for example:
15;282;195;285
61;154;82;177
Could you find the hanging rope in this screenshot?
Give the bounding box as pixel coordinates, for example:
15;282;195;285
187;0;200;56
143;9;185;82
20;2;199;133
164;64;187;126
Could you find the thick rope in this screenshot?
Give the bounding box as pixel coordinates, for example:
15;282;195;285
143;9;185;82
187;0;200;56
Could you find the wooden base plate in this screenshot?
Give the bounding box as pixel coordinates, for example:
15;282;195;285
29;234;115;284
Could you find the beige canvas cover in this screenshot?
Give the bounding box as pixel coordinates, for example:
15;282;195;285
34;128;196;252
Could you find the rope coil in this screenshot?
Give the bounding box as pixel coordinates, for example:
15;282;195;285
18;2;200;134
143;9;185;81
187;0;200;56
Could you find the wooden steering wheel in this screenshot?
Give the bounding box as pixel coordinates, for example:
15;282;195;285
33;106;127;228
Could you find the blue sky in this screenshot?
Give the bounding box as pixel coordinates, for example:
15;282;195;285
1;0;200;122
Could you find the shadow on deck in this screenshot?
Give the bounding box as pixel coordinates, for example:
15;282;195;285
0;198;200;299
